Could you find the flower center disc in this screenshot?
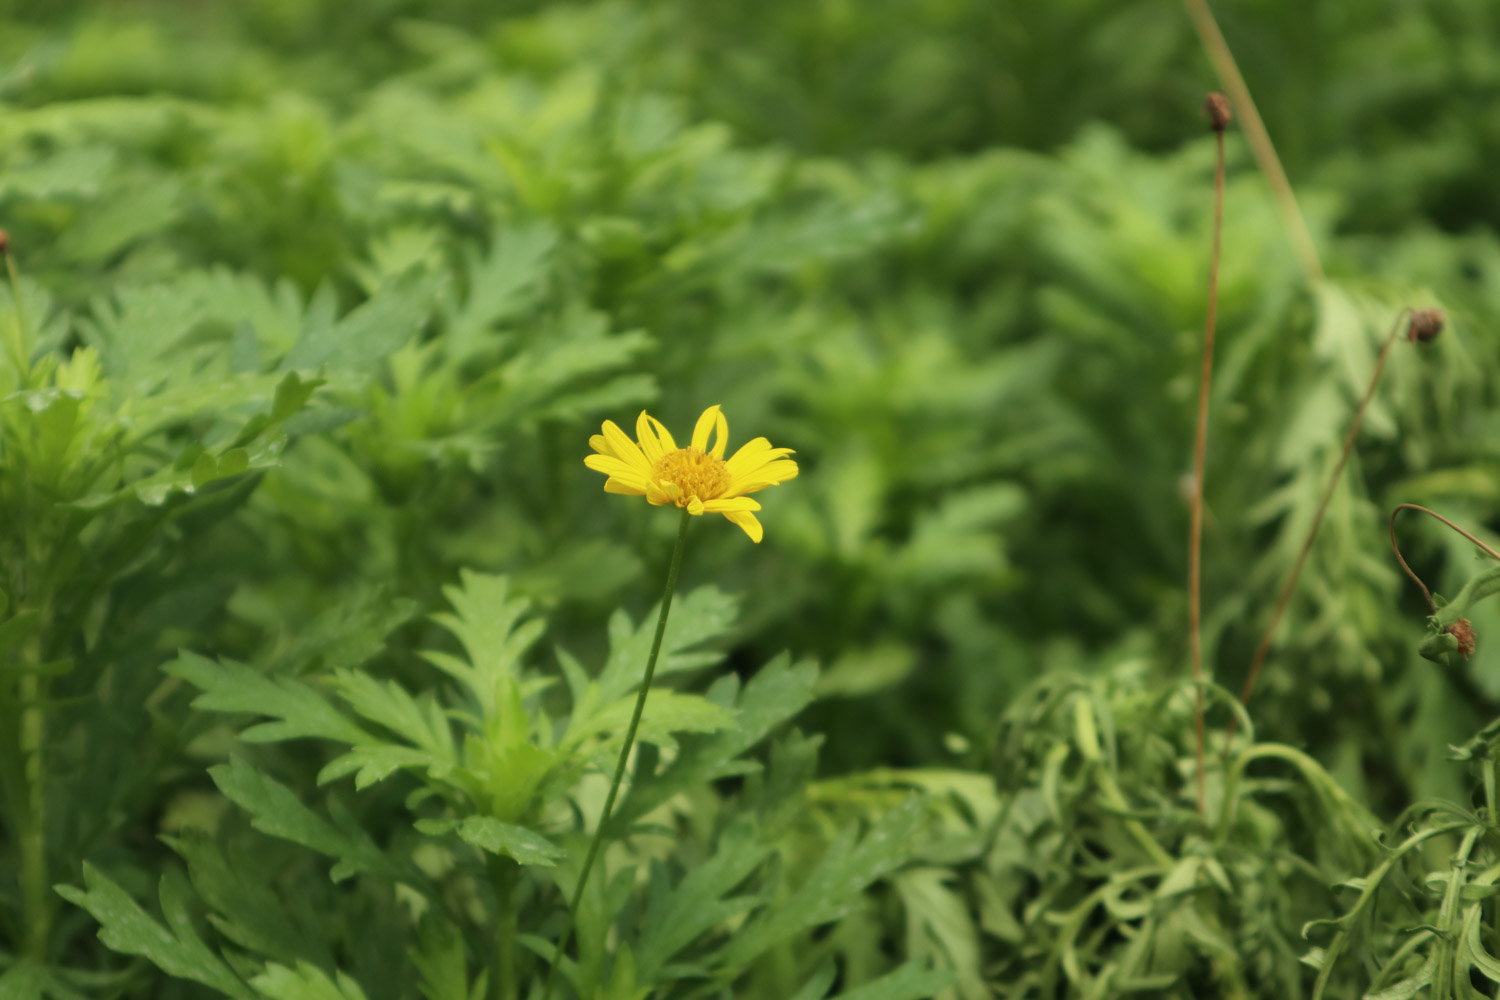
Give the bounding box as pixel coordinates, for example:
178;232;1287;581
653;447;730;503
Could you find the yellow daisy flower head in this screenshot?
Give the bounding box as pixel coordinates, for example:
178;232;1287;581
585;405;798;542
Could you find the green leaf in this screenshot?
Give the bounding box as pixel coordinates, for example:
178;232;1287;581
446;222;556;359
723;796;925;966
892;868;986;1000
0;610;42;656
617;656;818;826
271;371;324;423
1463;904;1500;984
596;586;740;703
251;962;371;1000
829;962;955;1000
492;308;653;425
55;864;257;1000
167;830;333;969
282;270;443;372
424;571;546;720
1432;564;1500;629
786;965;839;1000
56;177;182;263
1364;956;1434;1000
411;924;486;1000
564;690;736;753
634;820;771;980
332;669;455;760
262;586;418;677
318;744;454;790
166;652;373;746
209;757;393;882
412;816;563;867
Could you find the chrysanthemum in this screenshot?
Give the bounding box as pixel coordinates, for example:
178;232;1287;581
585;405;797;542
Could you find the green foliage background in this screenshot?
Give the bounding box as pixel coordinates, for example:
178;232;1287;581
3;1;1500;998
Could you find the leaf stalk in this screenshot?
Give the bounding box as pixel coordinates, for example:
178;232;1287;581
542;508;692;1000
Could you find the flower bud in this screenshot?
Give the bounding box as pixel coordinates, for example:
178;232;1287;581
1204;93;1232;132
1445;618;1476;659
1408;308;1444;344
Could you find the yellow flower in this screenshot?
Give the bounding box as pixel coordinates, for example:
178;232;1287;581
585;405;798;542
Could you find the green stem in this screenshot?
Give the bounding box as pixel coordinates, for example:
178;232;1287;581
543;509;691;1000
492;856;519;1000
3;249;28;378
20;632;47;963
1488;760;1499;944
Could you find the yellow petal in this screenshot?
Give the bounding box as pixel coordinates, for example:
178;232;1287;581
646;484;673;506
589;433;610;455
636;411;665;464
691;405;726;456
646;415;677;453
601;420;651;477
700;497;761;513
710;409;729;457
728;459;799;495
726;437;794;477
585;454;650;488
687;496;706;515
723;509;763;543
603;477;647;495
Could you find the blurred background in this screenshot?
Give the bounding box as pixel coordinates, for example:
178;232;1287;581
2;0;1499;810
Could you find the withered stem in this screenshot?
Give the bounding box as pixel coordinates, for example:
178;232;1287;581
1232;310;1410;732
1187;123;1227;816
1180;0;1324;283
1390;503;1500;613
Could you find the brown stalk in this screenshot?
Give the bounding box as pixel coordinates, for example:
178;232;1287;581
1230;309;1412;733
1188;92;1230;817
1390;503;1500;613
1180;0;1325;284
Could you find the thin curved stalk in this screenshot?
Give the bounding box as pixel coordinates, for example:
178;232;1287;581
1389;503;1500;613
1179;0;1324;283
542;509;692;1000
1233;309;1411;729
1187;112;1228;816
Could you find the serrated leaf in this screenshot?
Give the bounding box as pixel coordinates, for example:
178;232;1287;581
424;571;546;720
596;586;740;703
635;820;771;979
166;652;372;746
413;816;563;867
1364;956;1434;1000
829;961;955;1000
616;656;818;827
1463;904;1500;983
167;830;332;969
893;867;986;1000
55;864;256;1000
411;924;486;1000
332;669;455;760
446;222;556;359
282;270;442;372
317;744;452;790
565;690;736;753
210;757;392;882
786;964;839;1000
723;797;925;966
251;962;371;1000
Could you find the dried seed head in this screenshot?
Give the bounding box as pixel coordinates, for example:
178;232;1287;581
1446;618;1476;659
1205;92;1232;132
1408;308;1445;344
0;230;9;256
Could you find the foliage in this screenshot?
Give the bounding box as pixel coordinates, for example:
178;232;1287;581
51;574;947;999
2;0;1500;997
